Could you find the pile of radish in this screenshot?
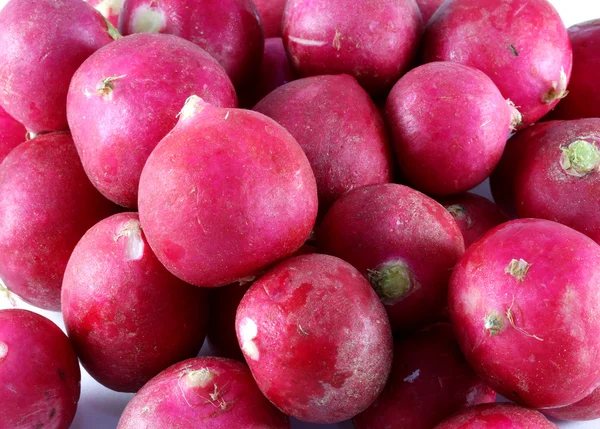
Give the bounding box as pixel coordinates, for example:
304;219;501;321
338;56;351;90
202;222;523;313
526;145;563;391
2;0;600;428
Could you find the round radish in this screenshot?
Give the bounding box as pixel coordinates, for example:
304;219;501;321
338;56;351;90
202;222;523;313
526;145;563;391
255;0;286;38
417;0;444;24
510;119;600;244
0;0;118;133
551;20;600;120
0;132;116;310
254;74;394;213
353;323;496;429
0;105;26;162
67;33;237;208
119;0;263;88
282;0;422;95
449;218;600;408
235;254;393;423
438;193;509;248
544;387;600;421
422;0;572;127
0;309;81;429
318;184;465;332
86;0;123;26
385;62;520;195
433;403;558;429
138;96;318;288
62;212;209;392
117;357;290;428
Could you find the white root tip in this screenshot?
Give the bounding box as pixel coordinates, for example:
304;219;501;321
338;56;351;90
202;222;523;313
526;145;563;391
114;219;144;261
186;368;216;388
131;4;166;33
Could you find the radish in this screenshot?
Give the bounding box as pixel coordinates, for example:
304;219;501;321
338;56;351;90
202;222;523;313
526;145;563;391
353;323;496;429
138;96;318;288
510;119;600;244
254;74;394;213
240;37;298;108
255;0;286;38
422;0;572;127
0;105;26;162
385;62;520;195
0;0;118;133
438;193;509;248
551;20;600;120
318;183;465;332
0;132;116;310
449;218;600;408
0;309;80;429
67;33;237;208
544;387;600;421
417;0;444;24
117;357;290;428
282;0;422;95
235;253;393;423
62;212;209;392
434;403;558;429
86;0;123;26
119;0;264;88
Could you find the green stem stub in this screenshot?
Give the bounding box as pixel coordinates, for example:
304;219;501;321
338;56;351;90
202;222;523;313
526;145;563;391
368;261;415;305
505;258;531;282
446;204;473;228
484;311;505;336
560;140;600;177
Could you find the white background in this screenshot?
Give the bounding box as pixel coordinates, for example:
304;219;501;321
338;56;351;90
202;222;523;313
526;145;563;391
2;0;600;428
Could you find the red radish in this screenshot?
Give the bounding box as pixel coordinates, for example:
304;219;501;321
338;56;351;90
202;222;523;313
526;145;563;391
62;212;209;392
254;74;394;213
0;105;26;162
67;33;237;208
438;193;509;248
354;323;496;429
417;0;444;24
544;387;600;421
117;357;290;428
318;184;465;332
0;132;116;310
433;403;558;429
138;96;318;288
550;20;600;120
86;0;123;26
282;0;422;95
509;119;600;244
255;0;286;38
0;0;118;133
449;218;600;408
240;37;298;108
0;309;80;429
235;254;393;423
119;0;263;88
385;62;520;195
422;0;572;127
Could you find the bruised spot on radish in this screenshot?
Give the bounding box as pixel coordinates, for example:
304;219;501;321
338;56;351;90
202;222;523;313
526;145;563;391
560;140;600;177
446;205;473;229
542;67;569;104
484;311;505;336
368;260;418;305
114;219;145;261
239;317;260;361
185;368;216;388
131;4;166;33
0;341;7;359
504;258;531;282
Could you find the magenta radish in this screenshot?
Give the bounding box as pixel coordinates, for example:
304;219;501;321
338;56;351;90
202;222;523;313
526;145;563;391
354;323;496;429
318;184;464;332
438;193;509;248
422;0;572;127
0;105;26;162
0;0;118;133
119;0;264;88
255;0;286;38
235;254;393;423
254;74;394;213
544;387;600;421
434;403;558;429
385;62;520;195
417;0;444;24
86;0;123;26
449;218;600;408
67;33;237;208
0;309;81;429
138;96;318;288
0;132;116;310
117;357;290;428
282;0;422;95
62;212;209;392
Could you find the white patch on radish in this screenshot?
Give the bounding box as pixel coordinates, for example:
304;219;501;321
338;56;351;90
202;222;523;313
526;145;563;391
131;4;166;33
0;0;10;11
93;0;124;18
114;219;145;261
403;369;420;383
288;36;327;47
186;368;216;388
0;342;7;359
239;317;260;361
504;258;531;282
